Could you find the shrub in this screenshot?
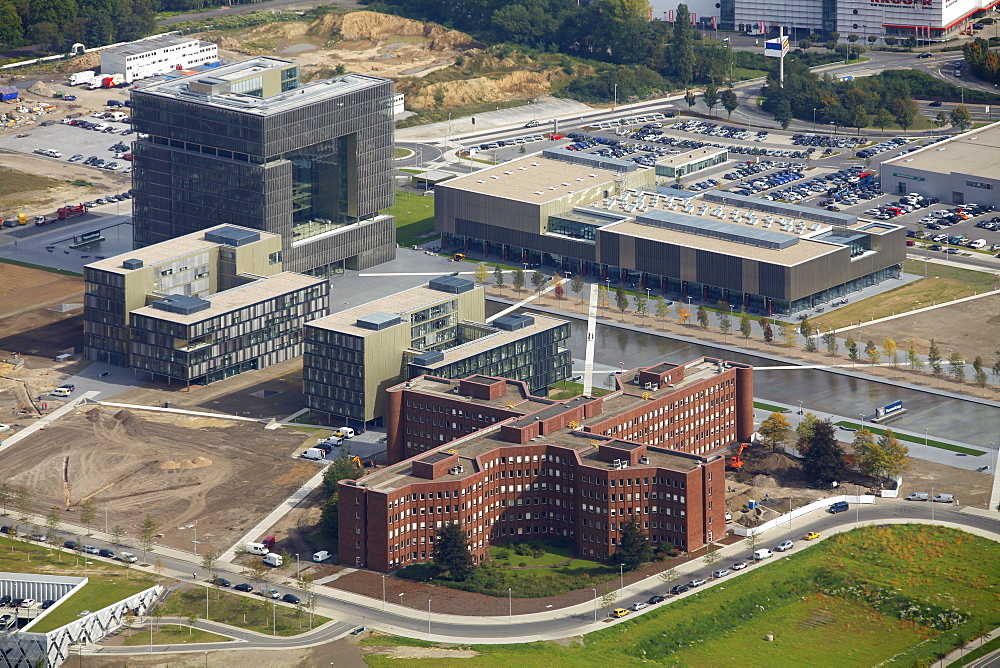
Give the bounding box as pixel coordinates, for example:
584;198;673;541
495;549;509;560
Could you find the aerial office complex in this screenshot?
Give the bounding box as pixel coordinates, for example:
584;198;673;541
303;276;571;432
130;57;396;276
84;225;328;386
881;122;1000;208
100;35;218;84
339;357;753;572
435;148;905;315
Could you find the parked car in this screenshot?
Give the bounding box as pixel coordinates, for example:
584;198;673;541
64;540;78;550
41;600;55;609
83;545;99;554
258;588;280;599
669;584;690;595
731;561;748;571
611;608;629;618
233;583;254;592
648;595;666;604
630;602;648;611
828;501;849;513
687;578;707;587
212;578;231;587
932;493;954;503
282;594;301;605
803;532;821;541
98;548;115;558
713;569;731;578
906;492;929;501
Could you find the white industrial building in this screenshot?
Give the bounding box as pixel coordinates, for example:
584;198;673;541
100;35;218;83
881;122;1000;206
733;0;999;39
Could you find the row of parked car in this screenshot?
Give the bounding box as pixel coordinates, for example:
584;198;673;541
854;136;911;159
212;580;302;604
62;118;133;135
790;133;861;149
0;595;55;610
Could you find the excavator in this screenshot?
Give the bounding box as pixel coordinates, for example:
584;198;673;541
727;443;750;470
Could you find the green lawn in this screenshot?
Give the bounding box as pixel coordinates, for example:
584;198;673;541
367;525;1000;668
0;166;62;198
384;190;438;247
159;585;329;637
754;401;790;413
547;381;610;400
122;625;231;646
0;258;83;277
834;422;985;456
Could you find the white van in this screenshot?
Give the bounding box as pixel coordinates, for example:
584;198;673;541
302;448;325;461
318;436;343;448
263;552;283;567
313;550;331;562
968;239;987;249
333;427;355;439
753;548;773;561
245;542;268;555
109;112;127;121
50;387;72;397
117;552;137;563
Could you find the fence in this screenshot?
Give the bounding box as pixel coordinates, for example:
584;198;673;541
731;494;877;537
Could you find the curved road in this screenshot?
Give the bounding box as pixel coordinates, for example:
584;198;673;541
76;501;1000;655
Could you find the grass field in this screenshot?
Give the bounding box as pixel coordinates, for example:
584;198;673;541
0;257;83;277
122;625;230;646
0;167;62;198
366;525;1000;668
159;585;329;637
833;422;985;455
547;381;610;400
385;190;437;247
812;262;999;331
754;401;790;413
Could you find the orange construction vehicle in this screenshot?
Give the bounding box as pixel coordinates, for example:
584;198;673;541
727;443;750;470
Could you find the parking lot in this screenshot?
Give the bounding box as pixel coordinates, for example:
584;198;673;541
0;117;135;179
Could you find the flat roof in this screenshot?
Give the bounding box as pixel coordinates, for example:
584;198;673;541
637;208;799;250
307;284;479;337
656;146;727;167
411;315;567;370
883;122;1000;180
437;154;633;205
703;191;859;227
86;225;279;275
131;272;324;324
135;58;390;115
103;34;203;57
604;220;840;266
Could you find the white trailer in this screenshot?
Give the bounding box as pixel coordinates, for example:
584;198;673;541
69;71;96;86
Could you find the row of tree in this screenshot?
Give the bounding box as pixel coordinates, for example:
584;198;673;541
0;0;157;54
759;412;909;484
963;38;1000;86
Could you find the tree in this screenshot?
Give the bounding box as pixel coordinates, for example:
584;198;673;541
676;304;691;325
611;516;653;571
702;83;719;116
907;341;924;371
855;429;908;482
720;88;739;119
719;312;732;338
762;320;773;345
554;284;565;300
972;356;988;389
138;514;157;563
948;351;965;383
493;265;505;292
798;317;813;339
600;588;618;615
530;270;545;294
79;499;96;536
14;487;30;523
759;412;792;450
673;5;696;84
0;0;23;48
796;412;821;442
884;36;897;47
0;483;10;517
110;524;125;546
892;97;919;132
45;509;61;555
571;274;585;301
634;293;647;319
773;99;793;130
739;312;752;342
702;547;721;568
598;285;610;311
684;89;696;110
657;567;679;585
512;268;525;293
934;110;949;132
876;430;909;480
822;331;838;355
882;338;898;368
201;551;219;583
696;305;709;330
744;531;762;554
655;296;670;321
779;322;797;348
615;285;629;315
865;339;881;365
950;106;973;132
474;263;488;285
846;336;859;361
928;339;943;379
433;521;474;581
154;557;164;578
873;108;894;135
800;420;847;483
847;105;868;135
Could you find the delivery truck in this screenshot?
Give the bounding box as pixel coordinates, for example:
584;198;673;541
69;71;96;86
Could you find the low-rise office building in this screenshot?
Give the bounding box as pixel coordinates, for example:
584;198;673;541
340;356;753;572
101;35;218;84
303;276;571;433
84;225;328;385
435;149;906;315
655;147;728;179
881;122;1000;208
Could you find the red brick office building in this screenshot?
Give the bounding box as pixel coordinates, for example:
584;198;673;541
339;357;754;573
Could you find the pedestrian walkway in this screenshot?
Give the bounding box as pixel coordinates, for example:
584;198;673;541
486;278;565;324
0;391;99;454
582;284;599;396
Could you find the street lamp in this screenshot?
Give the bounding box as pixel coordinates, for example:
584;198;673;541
295;553;300;580
619;564;625;595
508;587;512;623
798;400;803;415
427;599;432;636
812;107;817;127
592;588;598;622
398;592;404;608
924;429;928;449
382;574;387;611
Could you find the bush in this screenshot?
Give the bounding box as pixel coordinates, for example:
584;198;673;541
531;548;544;559
519;562;527;567
395;562;441;582
495;549;509;560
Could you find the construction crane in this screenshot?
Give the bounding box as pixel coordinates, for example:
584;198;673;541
727;443;750;470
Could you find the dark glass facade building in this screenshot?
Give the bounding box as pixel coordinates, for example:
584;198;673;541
130;57;396;276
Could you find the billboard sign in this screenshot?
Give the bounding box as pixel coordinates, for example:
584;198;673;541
73;230;103;245
764;35;789;58
875;400;904;418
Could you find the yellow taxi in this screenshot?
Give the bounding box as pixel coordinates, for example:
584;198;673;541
803;532;821;541
611;608;630;618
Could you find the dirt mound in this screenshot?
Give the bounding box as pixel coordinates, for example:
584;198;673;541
26;81;55;97
159;456;212;470
308;11;479;51
405;70;552;110
85;407;103;423
751;474;778;488
113;409;149;440
755;452;802;475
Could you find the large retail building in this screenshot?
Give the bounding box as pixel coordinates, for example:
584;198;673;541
881;122;1000;207
435;149;905;315
100;35;218;84
339;356;754;572
130;57;396;276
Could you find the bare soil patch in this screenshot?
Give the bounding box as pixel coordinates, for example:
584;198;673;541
0;407;314;554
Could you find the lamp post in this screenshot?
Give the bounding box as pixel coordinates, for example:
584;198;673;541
295;553;300;581
508;588;512;623
812;107;817;127
427;599;432;636
931;487;935;522
619;564;625;595
592;588;598;622
192;526;198;556
382;575;387;611
398;592;404;608
924;429;928;449
798;400;803;415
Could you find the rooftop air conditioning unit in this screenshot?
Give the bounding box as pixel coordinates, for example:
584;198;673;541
453;387;460;394
640;456;650;465
652;384;659;391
